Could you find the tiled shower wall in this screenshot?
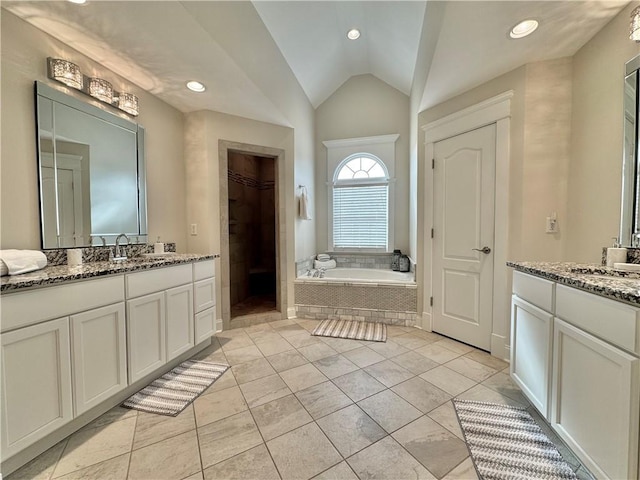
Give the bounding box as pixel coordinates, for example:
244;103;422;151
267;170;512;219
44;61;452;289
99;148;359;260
228;152;276;306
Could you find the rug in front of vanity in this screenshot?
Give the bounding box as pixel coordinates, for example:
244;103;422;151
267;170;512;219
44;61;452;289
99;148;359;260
123;360;229;416
311;318;387;342
452;399;577;480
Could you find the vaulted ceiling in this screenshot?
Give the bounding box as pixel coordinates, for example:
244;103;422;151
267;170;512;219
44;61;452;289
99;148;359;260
2;0;629;125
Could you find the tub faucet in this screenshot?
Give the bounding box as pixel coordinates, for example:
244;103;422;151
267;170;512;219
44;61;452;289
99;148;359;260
113;233;130;261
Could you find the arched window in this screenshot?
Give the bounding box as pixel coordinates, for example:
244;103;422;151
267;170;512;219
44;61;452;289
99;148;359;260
332;154;389;250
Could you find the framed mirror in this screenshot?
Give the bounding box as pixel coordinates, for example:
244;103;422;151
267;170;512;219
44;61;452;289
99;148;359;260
621;54;640;246
35;81;147;249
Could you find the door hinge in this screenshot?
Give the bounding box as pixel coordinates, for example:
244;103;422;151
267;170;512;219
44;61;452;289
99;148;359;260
431;228;434;239
430;296;433;307
432;158;435;169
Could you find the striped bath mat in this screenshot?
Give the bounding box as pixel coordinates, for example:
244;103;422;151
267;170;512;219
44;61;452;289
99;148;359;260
123;360;229;416
452;399;577;480
312;319;387;342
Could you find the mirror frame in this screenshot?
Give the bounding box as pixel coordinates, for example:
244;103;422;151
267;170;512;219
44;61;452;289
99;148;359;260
35;81;147;249
621;54;640;246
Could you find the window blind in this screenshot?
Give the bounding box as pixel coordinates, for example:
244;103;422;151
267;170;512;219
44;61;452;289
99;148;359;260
333;184;388;249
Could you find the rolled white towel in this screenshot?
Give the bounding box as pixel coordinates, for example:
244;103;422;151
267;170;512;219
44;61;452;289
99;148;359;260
314;259;336;270
0;249;48;276
317;254;330;261
0;260;8;277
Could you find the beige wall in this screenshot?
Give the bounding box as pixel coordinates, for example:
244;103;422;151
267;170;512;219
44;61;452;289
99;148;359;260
0;11;187;251
566;3;640;262
184;110;296;321
419;58;574;264
315;74;411;253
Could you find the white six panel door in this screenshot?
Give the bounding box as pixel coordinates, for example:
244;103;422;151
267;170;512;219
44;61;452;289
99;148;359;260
433;124;496;350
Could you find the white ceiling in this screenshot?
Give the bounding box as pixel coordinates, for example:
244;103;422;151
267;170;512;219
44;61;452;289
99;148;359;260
253;1;426;107
2;0;630;124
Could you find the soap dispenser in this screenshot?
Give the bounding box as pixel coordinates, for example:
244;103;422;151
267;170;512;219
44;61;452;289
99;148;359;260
606;237;627;267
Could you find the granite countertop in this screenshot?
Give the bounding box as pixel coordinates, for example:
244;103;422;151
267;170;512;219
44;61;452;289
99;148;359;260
507;261;640;307
1;254;216;293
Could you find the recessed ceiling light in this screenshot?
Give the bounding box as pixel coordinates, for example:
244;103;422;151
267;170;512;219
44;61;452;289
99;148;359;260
509;19;539;39
67;0;87;4
186;81;206;93
347;29;361;40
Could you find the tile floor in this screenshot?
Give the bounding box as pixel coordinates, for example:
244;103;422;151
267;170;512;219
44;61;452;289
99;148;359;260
230;294;277;318
7;319;595;480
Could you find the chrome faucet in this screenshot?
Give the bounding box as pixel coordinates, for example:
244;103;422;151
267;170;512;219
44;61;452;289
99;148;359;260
113;233;130;261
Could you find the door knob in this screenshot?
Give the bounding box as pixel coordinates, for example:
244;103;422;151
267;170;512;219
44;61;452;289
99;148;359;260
472;246;491;254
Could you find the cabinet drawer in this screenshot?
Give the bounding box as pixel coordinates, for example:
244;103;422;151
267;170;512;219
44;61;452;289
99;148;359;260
193;260;215;282
126;264;192;298
556;284;640;356
195;307;215;344
194;279;215;313
512;271;554;312
1;276;124;332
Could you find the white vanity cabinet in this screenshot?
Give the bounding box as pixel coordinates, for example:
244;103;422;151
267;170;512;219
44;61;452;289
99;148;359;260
511;271;640;480
125;263;195;383
510;271;555;419
0;275;124;462
551;285;640;480
0;257;217;473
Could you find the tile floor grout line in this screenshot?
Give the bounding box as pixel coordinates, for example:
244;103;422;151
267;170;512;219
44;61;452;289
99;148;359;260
233;367;286;480
191;400;206;480
124;408;139;480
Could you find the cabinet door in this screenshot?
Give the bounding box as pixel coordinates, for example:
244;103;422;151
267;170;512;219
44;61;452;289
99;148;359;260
195;307;215;344
1;318;73;461
127;292;166;383
551;318;640;480
71;303;127;415
510;295;553;419
166;284;194;361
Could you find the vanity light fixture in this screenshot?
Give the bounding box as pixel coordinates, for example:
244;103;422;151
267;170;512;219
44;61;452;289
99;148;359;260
67;0;87;4
46;58;139;116
509;19;539;39
347;28;361;40
88;77;113;103
116;92;139;116
631;6;640;42
186;81;206;92
48;58;83;90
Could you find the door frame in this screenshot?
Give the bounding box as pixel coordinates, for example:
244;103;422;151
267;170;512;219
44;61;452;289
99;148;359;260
218;140;287;330
421;91;513;359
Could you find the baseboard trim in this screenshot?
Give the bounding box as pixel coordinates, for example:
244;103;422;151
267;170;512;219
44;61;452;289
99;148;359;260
420;312;433;331
287;307;297;319
491;333;510;362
